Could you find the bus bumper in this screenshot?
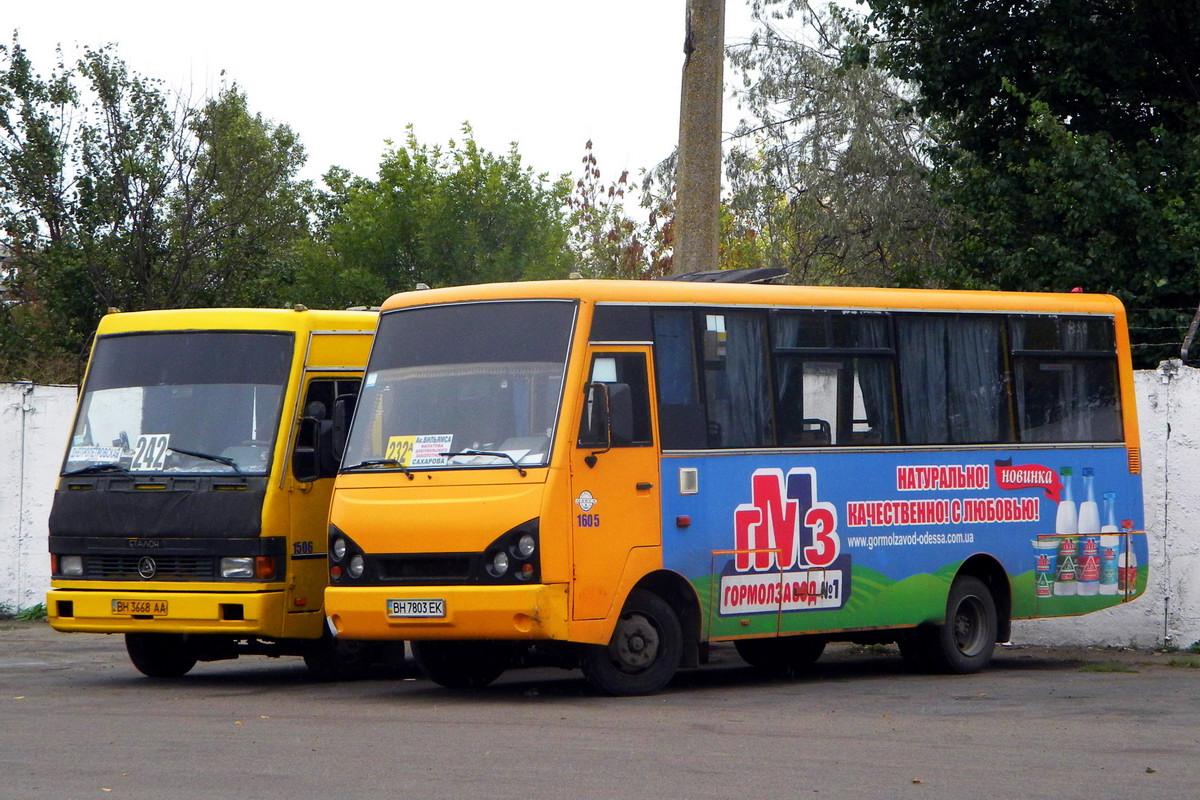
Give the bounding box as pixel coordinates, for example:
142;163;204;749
325;583;570;641
46;587;291;638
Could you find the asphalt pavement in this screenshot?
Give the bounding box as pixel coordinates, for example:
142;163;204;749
3;619;1199;799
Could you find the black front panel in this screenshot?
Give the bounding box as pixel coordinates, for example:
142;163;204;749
49;536;286;582
49;476;268;539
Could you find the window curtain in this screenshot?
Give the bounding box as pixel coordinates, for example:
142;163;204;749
898;315;1005;444
719;312;771;447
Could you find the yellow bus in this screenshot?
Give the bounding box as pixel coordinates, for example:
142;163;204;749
47;307;391;678
324;279;1146;695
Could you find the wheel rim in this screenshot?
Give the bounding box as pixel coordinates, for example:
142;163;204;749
953;594;988;656
609;611;661;674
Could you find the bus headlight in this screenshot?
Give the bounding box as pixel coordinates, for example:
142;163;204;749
59;555;84;577
515;533;536;559
476;520;540;584
327;526;366;584
220;557;256;578
486;551;510;578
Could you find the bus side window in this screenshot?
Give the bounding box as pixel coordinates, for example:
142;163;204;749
772;310;897;447
580;353;653;447
702;311;772;448
896;314;1009;445
294;378;361;479
652;309;706;450
1010;315;1121;443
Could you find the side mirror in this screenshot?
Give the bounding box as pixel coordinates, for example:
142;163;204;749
293;417;322;483
332;393;358;461
578;382;611;449
578;382;634;456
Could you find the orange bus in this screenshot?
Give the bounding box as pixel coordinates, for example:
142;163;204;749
323;279;1145;694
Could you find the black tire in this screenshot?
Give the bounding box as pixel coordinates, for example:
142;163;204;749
411;640;510;689
904;576;997;674
303;631;376;681
581;589;683;696
896;632;933;671
735;635;826;676
125;633;198;678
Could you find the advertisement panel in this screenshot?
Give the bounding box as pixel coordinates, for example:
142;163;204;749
660;448;1146;639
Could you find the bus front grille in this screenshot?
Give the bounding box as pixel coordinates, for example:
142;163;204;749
376;554;474;584
85;555;216;581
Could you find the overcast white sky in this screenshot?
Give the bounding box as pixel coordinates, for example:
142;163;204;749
6;1;759;185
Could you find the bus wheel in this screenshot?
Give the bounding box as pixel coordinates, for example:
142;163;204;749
905;576;997;674
303;632;374;681
735;635;826;675
582;590;682;696
125;633;198;678
411;640;510;689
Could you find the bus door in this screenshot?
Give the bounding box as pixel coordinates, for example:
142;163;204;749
569;346;661;621
286;373;362;631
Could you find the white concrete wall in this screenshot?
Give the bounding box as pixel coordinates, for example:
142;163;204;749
1012;361;1200;648
0;383;76;614
5;369;1200;650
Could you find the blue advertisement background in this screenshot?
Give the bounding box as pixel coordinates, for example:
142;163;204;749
658;447;1146;638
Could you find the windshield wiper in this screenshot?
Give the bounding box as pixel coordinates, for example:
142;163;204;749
62;462;132;477
168;446;242;474
440;450;527;477
341;458;414;480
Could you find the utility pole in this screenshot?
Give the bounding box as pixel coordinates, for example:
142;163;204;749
674;0;725;275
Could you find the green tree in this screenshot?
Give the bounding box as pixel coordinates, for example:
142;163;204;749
0;37;311;381
725;0;948;286
305;125;575;304
866;0;1200;366
0;36;82;378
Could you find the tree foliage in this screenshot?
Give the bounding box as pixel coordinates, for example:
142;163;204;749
0;36;309;381
725;0;948;286
303;125;576;306
866;0;1200;365
565;139;672;279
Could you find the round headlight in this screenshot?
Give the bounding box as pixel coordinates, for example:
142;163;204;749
515;533;536;559
487;551;510;578
347;554;365;579
331;537;347;562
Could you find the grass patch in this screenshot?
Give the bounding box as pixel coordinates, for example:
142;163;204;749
12;603;47;622
850;643;895;656
1079;662;1138;673
1166;656;1200;669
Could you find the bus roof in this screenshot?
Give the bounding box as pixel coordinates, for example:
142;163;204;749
95;307;378;337
379;280;1127;318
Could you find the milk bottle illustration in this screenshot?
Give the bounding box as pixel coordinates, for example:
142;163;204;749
1075;468;1100;595
1033;538;1058;598
1118;518;1139;593
1053;467;1078;596
1098;491;1120;595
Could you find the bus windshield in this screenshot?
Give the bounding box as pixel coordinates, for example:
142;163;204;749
343;300;576;471
63;331;293;475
